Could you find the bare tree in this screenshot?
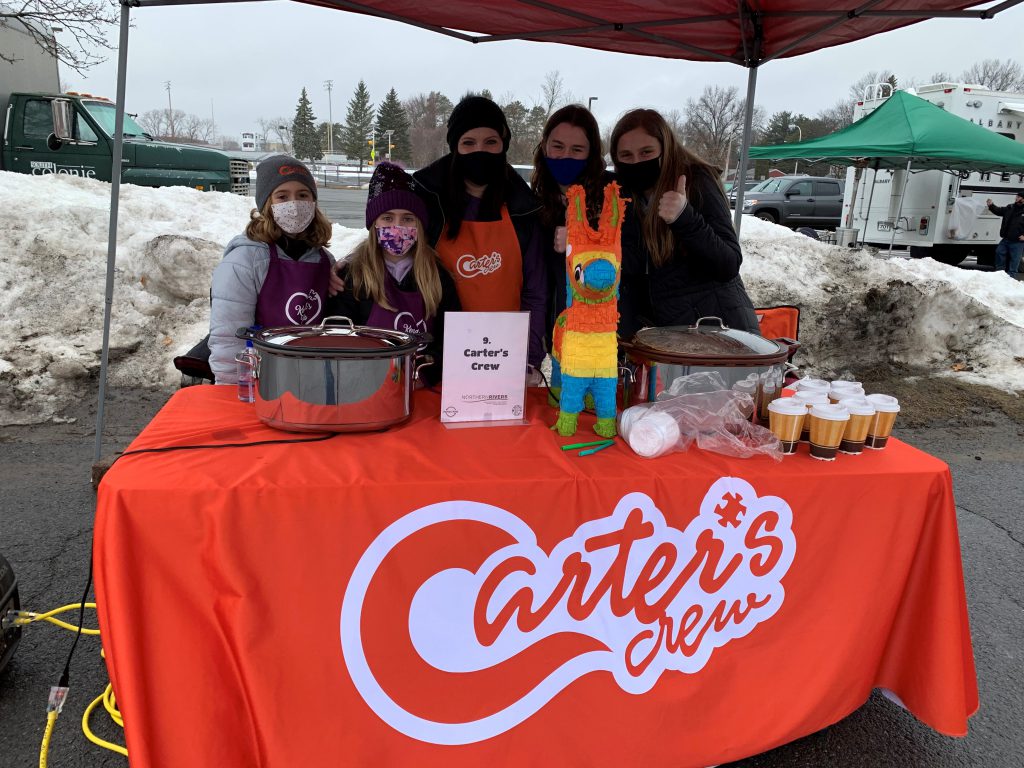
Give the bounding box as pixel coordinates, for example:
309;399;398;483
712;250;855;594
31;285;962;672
681;85;762;171
403;91;452;167
960;58;1024;92
539;70;573;117
257;117;292;154
138;108;215;143
0;1;116;74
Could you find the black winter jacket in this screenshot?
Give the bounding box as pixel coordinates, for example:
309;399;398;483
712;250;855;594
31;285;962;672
988;200;1024;240
618;167;759;338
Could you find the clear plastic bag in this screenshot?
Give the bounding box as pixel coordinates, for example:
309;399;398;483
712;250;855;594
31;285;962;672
619;371;782;461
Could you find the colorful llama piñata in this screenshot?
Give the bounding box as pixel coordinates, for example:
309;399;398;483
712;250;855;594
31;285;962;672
551;182;625;437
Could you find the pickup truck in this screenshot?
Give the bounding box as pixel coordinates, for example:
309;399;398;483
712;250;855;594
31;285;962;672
740;175;845;228
2;91;250;194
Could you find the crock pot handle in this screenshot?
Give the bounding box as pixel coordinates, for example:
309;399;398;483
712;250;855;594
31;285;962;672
693;316;729;330
773;337;801;362
319;316;355;331
414;355;435;381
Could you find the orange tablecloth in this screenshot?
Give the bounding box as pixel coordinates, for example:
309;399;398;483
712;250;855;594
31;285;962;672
95;387;977;768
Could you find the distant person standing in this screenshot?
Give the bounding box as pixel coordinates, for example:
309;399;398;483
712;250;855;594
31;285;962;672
985;192;1024;277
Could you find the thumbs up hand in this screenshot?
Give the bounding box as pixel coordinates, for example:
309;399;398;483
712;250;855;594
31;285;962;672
658;175;688;224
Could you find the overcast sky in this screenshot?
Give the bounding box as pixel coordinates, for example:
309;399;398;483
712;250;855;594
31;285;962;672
65;1;1024;140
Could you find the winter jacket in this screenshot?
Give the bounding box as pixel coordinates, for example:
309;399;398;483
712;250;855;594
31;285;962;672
208;234;334;384
324;261;461;386
618;166;759;338
988;200;1024;240
413;156;547;368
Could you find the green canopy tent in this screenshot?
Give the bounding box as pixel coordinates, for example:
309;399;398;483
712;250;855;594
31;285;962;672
748;89;1024;249
748;89;1024;171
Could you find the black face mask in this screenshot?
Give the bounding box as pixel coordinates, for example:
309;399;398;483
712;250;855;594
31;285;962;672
456;150;507;186
616;157;662;192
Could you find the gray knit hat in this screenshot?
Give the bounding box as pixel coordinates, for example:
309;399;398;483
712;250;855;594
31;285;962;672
254;155;317;211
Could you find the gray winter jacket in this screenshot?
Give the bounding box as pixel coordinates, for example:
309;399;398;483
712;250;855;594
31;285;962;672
209;234;334;383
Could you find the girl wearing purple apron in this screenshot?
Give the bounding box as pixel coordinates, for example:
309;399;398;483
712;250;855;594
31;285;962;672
325;162;460;387
209;155;336;383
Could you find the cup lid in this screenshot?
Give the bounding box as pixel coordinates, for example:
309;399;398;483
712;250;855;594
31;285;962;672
838;397;875;415
866;393;901;412
795;378;830;391
830;380;862;389
792;391;829;404
768;398;807;416
810;403;850;421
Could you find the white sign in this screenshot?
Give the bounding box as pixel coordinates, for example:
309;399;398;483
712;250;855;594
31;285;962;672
440;312;528;425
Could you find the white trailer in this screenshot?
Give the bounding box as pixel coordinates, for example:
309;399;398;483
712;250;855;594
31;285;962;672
841;82;1024;265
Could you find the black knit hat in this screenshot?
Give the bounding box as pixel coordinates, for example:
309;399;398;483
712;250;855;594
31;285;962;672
365;162;429;230
254;155;317;211
446;96;511;154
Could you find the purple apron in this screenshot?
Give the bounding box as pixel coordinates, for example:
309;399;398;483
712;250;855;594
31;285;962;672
366;273;434;337
255;243;331;327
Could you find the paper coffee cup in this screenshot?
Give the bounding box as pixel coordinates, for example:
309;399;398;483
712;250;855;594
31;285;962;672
829;383;865;403
792;391;828;442
865;394;900;449
757;382;780;423
768;398;806;454
807;403;850;461
795;378;830;393
837;397;875;454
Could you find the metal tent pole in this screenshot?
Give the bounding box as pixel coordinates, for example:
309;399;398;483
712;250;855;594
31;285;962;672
732;64;758;234
93;2;132;463
859;159;881;245
888;159;913;255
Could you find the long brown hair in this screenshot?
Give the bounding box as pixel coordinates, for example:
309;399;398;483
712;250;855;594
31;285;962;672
346;216;442;318
610;109;724;267
531;104;607;230
245;199;333;248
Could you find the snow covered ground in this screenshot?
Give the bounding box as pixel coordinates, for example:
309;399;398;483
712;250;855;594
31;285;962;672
1;171;1021;425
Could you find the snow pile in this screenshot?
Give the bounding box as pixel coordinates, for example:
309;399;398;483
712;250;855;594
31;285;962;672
0;171;1021;425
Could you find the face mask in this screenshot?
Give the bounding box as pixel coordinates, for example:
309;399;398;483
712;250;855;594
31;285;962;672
376;225;418;257
544;156;586;186
271;200;316;235
615;157;662;192
456;150;506;186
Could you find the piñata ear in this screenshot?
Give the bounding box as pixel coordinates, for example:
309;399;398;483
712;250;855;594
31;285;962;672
598;182;625;244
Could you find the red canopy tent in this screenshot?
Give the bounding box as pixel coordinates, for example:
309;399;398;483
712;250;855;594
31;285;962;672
93;0;1023;455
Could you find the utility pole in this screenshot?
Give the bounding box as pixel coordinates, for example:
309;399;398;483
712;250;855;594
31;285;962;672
323;80;334;155
164;81;174;138
385;129;394;160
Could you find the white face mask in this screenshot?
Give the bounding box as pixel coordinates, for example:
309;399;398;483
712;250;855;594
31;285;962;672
271;200;316;235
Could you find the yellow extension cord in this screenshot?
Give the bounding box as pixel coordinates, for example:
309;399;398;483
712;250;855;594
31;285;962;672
14;602;129;764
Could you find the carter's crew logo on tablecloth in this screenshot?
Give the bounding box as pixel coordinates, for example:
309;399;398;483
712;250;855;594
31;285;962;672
457;251;502;278
285;289;322;325
340;477;796;745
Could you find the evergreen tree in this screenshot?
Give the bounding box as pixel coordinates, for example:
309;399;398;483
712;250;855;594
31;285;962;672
342;80;376;171
291;88;322;162
375;88;412;164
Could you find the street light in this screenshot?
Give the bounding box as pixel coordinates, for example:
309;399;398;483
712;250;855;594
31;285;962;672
588;96;598;111
323;80;334;155
788;123;802;174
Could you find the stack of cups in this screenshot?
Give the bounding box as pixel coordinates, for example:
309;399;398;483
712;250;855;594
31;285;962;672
767;398;807;454
835;396;875;454
795;378;830;395
807;403;850;461
829;380;864;403
864;394;901;449
792;390;829;443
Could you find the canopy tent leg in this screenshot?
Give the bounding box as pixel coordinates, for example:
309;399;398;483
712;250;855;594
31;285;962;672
887;159;913;254
857;159;881;246
93;3;132;463
732;65;759;234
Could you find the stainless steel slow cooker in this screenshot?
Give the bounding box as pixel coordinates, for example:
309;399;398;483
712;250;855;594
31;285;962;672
238;317;429;433
619;317;798;421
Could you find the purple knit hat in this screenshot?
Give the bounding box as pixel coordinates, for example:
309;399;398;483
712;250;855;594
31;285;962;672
365;162;429;230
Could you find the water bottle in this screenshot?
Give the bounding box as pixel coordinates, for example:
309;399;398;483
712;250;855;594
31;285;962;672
236;341;255;402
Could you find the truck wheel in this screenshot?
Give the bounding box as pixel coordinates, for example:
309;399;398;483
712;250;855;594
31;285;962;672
755;211;778;224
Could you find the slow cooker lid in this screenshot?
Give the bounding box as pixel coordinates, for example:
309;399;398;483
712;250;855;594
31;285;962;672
630;318;786;364
250;317;422;355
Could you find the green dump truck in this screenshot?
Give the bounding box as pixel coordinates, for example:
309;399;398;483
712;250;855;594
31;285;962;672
1;17;249;194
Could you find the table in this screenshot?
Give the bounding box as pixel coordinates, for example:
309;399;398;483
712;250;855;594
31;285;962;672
95;387;977;768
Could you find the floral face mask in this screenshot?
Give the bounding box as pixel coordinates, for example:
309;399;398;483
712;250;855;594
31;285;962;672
376;225;418;256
